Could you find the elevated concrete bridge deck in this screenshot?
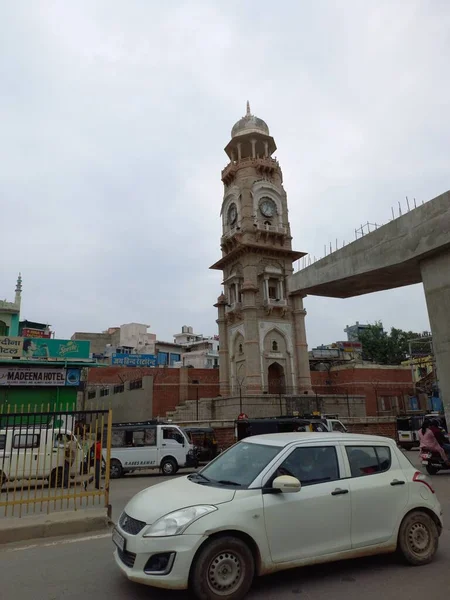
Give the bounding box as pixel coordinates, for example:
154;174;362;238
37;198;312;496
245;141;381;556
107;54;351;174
288;190;450;425
289;191;450;298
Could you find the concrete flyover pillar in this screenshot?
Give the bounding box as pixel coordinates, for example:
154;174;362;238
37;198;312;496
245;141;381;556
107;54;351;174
292;295;313;395
420;247;450;427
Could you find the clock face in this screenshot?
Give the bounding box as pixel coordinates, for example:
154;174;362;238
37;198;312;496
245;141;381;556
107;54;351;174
260;198;276;218
228;203;237;225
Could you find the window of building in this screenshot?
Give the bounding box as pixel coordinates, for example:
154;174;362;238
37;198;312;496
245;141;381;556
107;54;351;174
170;353;181;366
272;341;278;352
87;390;96;400
129;379;143;391
100;388;110;397
239;343;243;354
13;434;40;449
0;434;6;450
345;446;391;478
275;446;339;486
113;384;125;394
157;352;169;366
0;320;8;336
207;359;213;367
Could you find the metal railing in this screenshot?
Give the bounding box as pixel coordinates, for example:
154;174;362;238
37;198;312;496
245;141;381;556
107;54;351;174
0;407;112;518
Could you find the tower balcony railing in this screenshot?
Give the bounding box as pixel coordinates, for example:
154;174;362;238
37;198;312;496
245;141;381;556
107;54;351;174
221;156;280;182
225;301;242;313
222;226;240;241
255;222;288;235
263;298;288;309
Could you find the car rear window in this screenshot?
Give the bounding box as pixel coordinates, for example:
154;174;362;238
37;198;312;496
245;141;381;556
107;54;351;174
346;446;391;477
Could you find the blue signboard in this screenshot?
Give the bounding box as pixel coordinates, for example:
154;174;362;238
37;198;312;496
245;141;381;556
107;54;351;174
65;368;81;386
112;354;157;367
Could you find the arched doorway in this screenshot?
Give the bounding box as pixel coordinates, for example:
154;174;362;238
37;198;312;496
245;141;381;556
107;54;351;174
0;321;7;336
268;362;286;394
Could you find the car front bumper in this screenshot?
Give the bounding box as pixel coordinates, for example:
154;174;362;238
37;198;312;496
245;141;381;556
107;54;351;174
113;530;205;590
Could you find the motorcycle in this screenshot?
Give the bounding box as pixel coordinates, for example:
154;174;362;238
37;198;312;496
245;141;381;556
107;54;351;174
420;447;450;475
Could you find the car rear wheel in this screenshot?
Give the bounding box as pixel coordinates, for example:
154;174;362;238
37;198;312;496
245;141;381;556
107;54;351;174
190;536;254;600
398;510;439;565
110;459;123;479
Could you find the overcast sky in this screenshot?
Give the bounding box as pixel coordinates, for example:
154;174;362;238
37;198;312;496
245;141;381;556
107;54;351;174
1;1;449;347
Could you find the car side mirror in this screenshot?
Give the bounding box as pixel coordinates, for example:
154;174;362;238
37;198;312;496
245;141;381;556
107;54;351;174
272;475;301;494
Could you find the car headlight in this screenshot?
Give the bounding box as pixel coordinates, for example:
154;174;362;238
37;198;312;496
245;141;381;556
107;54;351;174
143;505;217;537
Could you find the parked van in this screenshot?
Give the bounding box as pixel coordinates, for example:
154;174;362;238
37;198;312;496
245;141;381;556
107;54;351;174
0;426;82;488
106;421;197;478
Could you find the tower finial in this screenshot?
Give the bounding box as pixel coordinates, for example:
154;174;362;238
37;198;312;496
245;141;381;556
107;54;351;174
246;100;251;116
15;272;22;293
15;272;22;306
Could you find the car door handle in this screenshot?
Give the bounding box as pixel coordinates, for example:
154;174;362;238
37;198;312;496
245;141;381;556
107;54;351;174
390;479;405;486
162;443;166;447
331;488;349;496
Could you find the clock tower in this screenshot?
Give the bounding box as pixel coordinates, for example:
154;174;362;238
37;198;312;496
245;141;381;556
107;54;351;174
211;103;313;398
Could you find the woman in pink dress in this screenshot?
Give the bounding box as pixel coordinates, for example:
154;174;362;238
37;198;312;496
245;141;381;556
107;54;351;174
419;419;448;462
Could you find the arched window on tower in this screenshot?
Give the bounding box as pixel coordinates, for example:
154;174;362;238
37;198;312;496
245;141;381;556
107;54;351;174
272;341;278;352
239;343;243;354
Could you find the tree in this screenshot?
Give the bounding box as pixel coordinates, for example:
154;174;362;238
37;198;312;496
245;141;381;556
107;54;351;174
358;322;428;365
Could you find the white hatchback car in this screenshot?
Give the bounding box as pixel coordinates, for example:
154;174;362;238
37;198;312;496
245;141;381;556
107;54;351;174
113;433;443;600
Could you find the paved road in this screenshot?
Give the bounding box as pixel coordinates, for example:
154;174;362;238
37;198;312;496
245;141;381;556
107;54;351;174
1;455;449;600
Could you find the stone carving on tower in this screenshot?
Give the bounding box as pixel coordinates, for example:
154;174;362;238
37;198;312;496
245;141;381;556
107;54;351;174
211;103;313;398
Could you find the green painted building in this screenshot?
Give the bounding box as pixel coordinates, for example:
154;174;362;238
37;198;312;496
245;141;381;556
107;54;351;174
0;359;98;419
0;274;22;337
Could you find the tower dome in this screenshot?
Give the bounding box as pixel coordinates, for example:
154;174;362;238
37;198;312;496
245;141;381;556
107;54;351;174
231;101;270;139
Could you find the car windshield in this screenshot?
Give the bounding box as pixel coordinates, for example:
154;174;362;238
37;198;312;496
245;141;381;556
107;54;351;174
194;441;281;487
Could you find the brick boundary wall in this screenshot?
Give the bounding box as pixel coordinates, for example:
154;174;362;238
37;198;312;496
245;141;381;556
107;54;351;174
344;421;396;440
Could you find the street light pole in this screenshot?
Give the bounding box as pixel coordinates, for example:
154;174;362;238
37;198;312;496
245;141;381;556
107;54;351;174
239;384;242;414
196;384;199;421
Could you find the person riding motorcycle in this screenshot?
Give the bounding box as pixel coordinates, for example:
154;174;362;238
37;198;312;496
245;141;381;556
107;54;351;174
419;418;449;463
430;418;450;459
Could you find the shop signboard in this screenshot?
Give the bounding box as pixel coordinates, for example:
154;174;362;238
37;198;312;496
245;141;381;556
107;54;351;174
22;338;90;360
337;341;362;352
21;328;51;339
0;366;81;386
311;348;340;359
112;353;157;367
0;336;23;358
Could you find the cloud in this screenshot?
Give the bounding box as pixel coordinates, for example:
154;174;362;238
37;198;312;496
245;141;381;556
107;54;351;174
1;0;448;347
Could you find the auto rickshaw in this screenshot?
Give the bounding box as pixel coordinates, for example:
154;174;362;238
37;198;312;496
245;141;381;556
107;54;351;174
183;426;219;463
